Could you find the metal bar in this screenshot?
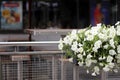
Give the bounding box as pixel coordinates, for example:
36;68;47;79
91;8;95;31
73;65;76;80
0;56;2;80
52;55;58;80
101;70;107;80
73;65;79;80
0;41;59;46
52;56;55;80
18;61;23;80
6;65;8;80
61;55;66;80
76;66;80;80
0;51;63;55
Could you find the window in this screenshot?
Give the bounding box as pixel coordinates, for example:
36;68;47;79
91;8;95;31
0;0;119;33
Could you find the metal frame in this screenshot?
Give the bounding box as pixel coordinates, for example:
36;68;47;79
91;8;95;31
0;41;59;46
0;41;109;80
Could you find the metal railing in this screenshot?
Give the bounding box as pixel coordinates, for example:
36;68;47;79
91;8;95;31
0;41;59;46
0;41;120;80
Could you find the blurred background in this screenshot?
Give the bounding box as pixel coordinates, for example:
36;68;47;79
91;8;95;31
22;0;118;29
0;0;119;30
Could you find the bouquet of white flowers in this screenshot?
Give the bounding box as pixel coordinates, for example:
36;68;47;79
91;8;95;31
58;22;120;76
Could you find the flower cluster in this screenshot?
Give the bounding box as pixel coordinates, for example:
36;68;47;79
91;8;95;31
58;22;120;76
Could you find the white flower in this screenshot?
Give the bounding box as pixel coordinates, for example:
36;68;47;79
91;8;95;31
108;63;114;68
77;54;83;59
63;36;69;44
71;30;77;35
117;59;120;63
58;22;120;76
116;25;120;29
70;30;79;40
90;27;99;35
84;38;86;41
116;54;120;59
97;23;102;27
117;45;120;53
99;63;104;66
86;35;94;41
85;59;92;67
77;47;83;53
78;43;83;47
113;69;118;73
87;70;89;73
108;26;116;38
92;60;97;63
93;40;102;52
87;54;92;59
103;44;109;49
92;47;98;52
94;66;100;74
78;30;82;33
78;61;83;66
107;56;113;63
102;28;108;34
58;38;64;50
85;30;90;36
83;51;86;56
94;40;102;48
117;53;120;63
99;57;103;60
71;41;78;52
103;56;106;60
63;35;72;45
116;25;120;30
92;72;96;76
109;49;116;56
70;34;78;40
109;39;115;49
68;58;73;62
116;25;120;36
99;56;106;61
116;30;120;36
98;33;104;39
103;65;110;72
98;33;107;41
115;21;120;25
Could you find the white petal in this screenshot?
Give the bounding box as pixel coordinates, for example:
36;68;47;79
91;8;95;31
68;58;73;62
92;72;96;76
